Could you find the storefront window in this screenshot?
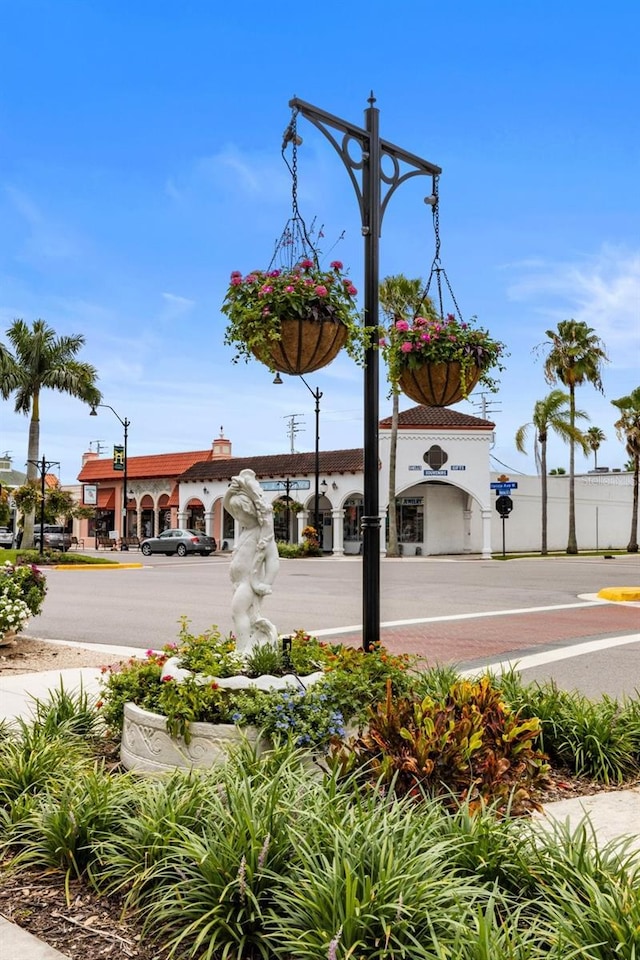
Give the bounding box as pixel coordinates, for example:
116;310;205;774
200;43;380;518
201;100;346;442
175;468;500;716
397;497;424;543
222;508;235;540
344;496;363;541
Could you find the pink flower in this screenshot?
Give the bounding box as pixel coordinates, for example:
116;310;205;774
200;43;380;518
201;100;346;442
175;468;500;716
304;279;314;287
314;285;328;296
262;308;271;316
259;285;274;295
245;274;257;284
400;341;413;353
285;285;295;293
420;333;431;342
378;337;387;347
330;260;343;270
347;285;357;296
414;316;427;327
230;276;242;286
395;320;409;332
145;649;154;657
269;269;281;277
300;258;314;269
161;675;173;683
230;270;242;278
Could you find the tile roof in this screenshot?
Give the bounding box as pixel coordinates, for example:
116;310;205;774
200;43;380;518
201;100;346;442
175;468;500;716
380;405;495;430
180;449;364;482
77;450;213;483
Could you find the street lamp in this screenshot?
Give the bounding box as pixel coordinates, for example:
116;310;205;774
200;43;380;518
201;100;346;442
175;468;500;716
274;372;323;542
90;404;131;543
287;96;441;650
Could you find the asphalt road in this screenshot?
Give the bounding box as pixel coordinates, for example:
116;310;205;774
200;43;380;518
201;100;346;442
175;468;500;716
26;552;640;699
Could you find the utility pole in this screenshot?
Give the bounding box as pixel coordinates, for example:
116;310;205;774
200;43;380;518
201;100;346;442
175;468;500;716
284;414;304;454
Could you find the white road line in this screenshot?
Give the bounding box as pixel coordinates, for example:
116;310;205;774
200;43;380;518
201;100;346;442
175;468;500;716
312;600;600;637
461;633;640;676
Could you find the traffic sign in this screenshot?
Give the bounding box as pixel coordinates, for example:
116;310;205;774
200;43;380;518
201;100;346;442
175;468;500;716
495;495;513;518
490;481;518;491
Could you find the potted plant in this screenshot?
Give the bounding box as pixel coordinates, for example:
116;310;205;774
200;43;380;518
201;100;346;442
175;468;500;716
222;259;364;375
379;313;506;407
99;620;414;773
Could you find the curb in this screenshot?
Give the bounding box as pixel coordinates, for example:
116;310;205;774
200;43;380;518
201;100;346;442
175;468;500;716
52;562;144;570
597;586;640;602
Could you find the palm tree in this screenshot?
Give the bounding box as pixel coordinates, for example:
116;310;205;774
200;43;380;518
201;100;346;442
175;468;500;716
515;389;589;555
379;275;436;557
611;386;640;553
0;319;101;548
585;426;606;470
541;319;608;554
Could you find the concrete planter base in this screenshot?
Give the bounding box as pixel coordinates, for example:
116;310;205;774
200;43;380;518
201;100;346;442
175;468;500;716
121;702;265;773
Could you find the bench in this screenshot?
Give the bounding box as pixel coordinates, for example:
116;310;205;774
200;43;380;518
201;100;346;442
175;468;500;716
96;537;118;550
70;536;85;550
119;537;141;551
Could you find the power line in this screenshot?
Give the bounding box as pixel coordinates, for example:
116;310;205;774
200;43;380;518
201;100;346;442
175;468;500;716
283;414;305;454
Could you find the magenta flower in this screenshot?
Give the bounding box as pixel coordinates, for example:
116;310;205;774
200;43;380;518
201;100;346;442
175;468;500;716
378;337;387;347
245;274;257;284
285;285;295;293
269;269;281;277
161;675;173;683
330;260;343;270
300;258;314;269
259;285;274;295
231;276;242;286
230;270;242;278
314;285;328;296
414;316;427;327
347;285;357;295
420;333;431;342
400;341;413;353
395;319;410;332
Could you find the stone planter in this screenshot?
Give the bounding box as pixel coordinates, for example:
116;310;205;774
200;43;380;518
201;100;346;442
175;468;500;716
252;316;348;375
121;702;267;774
398;361;481;407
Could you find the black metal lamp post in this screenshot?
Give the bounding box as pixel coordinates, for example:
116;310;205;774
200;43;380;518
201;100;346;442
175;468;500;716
274;372;323;543
26;456;60;556
287;95;441;650
90;404;130;543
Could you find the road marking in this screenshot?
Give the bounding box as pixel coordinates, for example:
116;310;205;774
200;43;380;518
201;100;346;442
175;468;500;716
312;600;601;637
461;633;640;676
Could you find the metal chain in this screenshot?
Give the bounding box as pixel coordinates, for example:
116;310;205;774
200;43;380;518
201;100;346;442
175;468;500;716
272;109;319;270
420;174;464;322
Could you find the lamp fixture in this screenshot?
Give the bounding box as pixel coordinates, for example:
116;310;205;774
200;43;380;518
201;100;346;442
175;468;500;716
203;487;209;494
332;481;338;491
320;479;327;490
273;372;283;385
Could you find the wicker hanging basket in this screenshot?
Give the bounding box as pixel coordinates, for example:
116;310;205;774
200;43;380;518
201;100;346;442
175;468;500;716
252;316;349;376
398;361;481;407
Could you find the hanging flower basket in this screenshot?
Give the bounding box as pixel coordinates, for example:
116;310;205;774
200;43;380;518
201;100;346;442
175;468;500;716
381;313;505;408
222;260;365;375
398;360;482;407
252;314;349;376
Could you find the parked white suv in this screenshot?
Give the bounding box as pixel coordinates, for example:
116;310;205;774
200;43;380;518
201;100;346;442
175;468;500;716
33;525;72;551
0;527;14;549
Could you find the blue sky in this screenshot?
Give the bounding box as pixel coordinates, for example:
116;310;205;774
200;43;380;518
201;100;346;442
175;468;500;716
1;0;638;484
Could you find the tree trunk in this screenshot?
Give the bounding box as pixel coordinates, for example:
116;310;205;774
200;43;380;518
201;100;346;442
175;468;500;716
628;454;639;553
567;385;578;554
386;390;400;556
541;439;548;555
22;393;40;550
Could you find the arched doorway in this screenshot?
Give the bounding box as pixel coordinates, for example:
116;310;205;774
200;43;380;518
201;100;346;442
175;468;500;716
186;499;205;532
140;495;155;538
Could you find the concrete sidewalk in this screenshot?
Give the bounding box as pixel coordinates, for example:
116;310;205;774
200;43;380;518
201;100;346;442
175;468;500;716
0;644;638;960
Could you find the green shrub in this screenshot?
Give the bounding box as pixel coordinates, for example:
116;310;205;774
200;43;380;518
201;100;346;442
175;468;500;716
331;676;548;815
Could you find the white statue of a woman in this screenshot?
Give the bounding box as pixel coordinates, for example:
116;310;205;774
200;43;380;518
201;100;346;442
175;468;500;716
223;469;280;655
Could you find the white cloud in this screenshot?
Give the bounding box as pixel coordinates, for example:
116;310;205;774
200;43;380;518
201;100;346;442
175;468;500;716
4;184;80;261
505;245;640;369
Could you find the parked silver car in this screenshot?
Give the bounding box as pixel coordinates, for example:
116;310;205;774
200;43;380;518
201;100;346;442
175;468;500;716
0;527;14;549
140;528;217;557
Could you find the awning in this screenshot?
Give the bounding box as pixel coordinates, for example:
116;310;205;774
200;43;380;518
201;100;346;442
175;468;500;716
97;489;115;509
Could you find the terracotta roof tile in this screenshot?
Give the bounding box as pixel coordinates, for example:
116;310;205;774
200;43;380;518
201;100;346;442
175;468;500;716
180;449;364;482
380;405;494;430
77;450;213;483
